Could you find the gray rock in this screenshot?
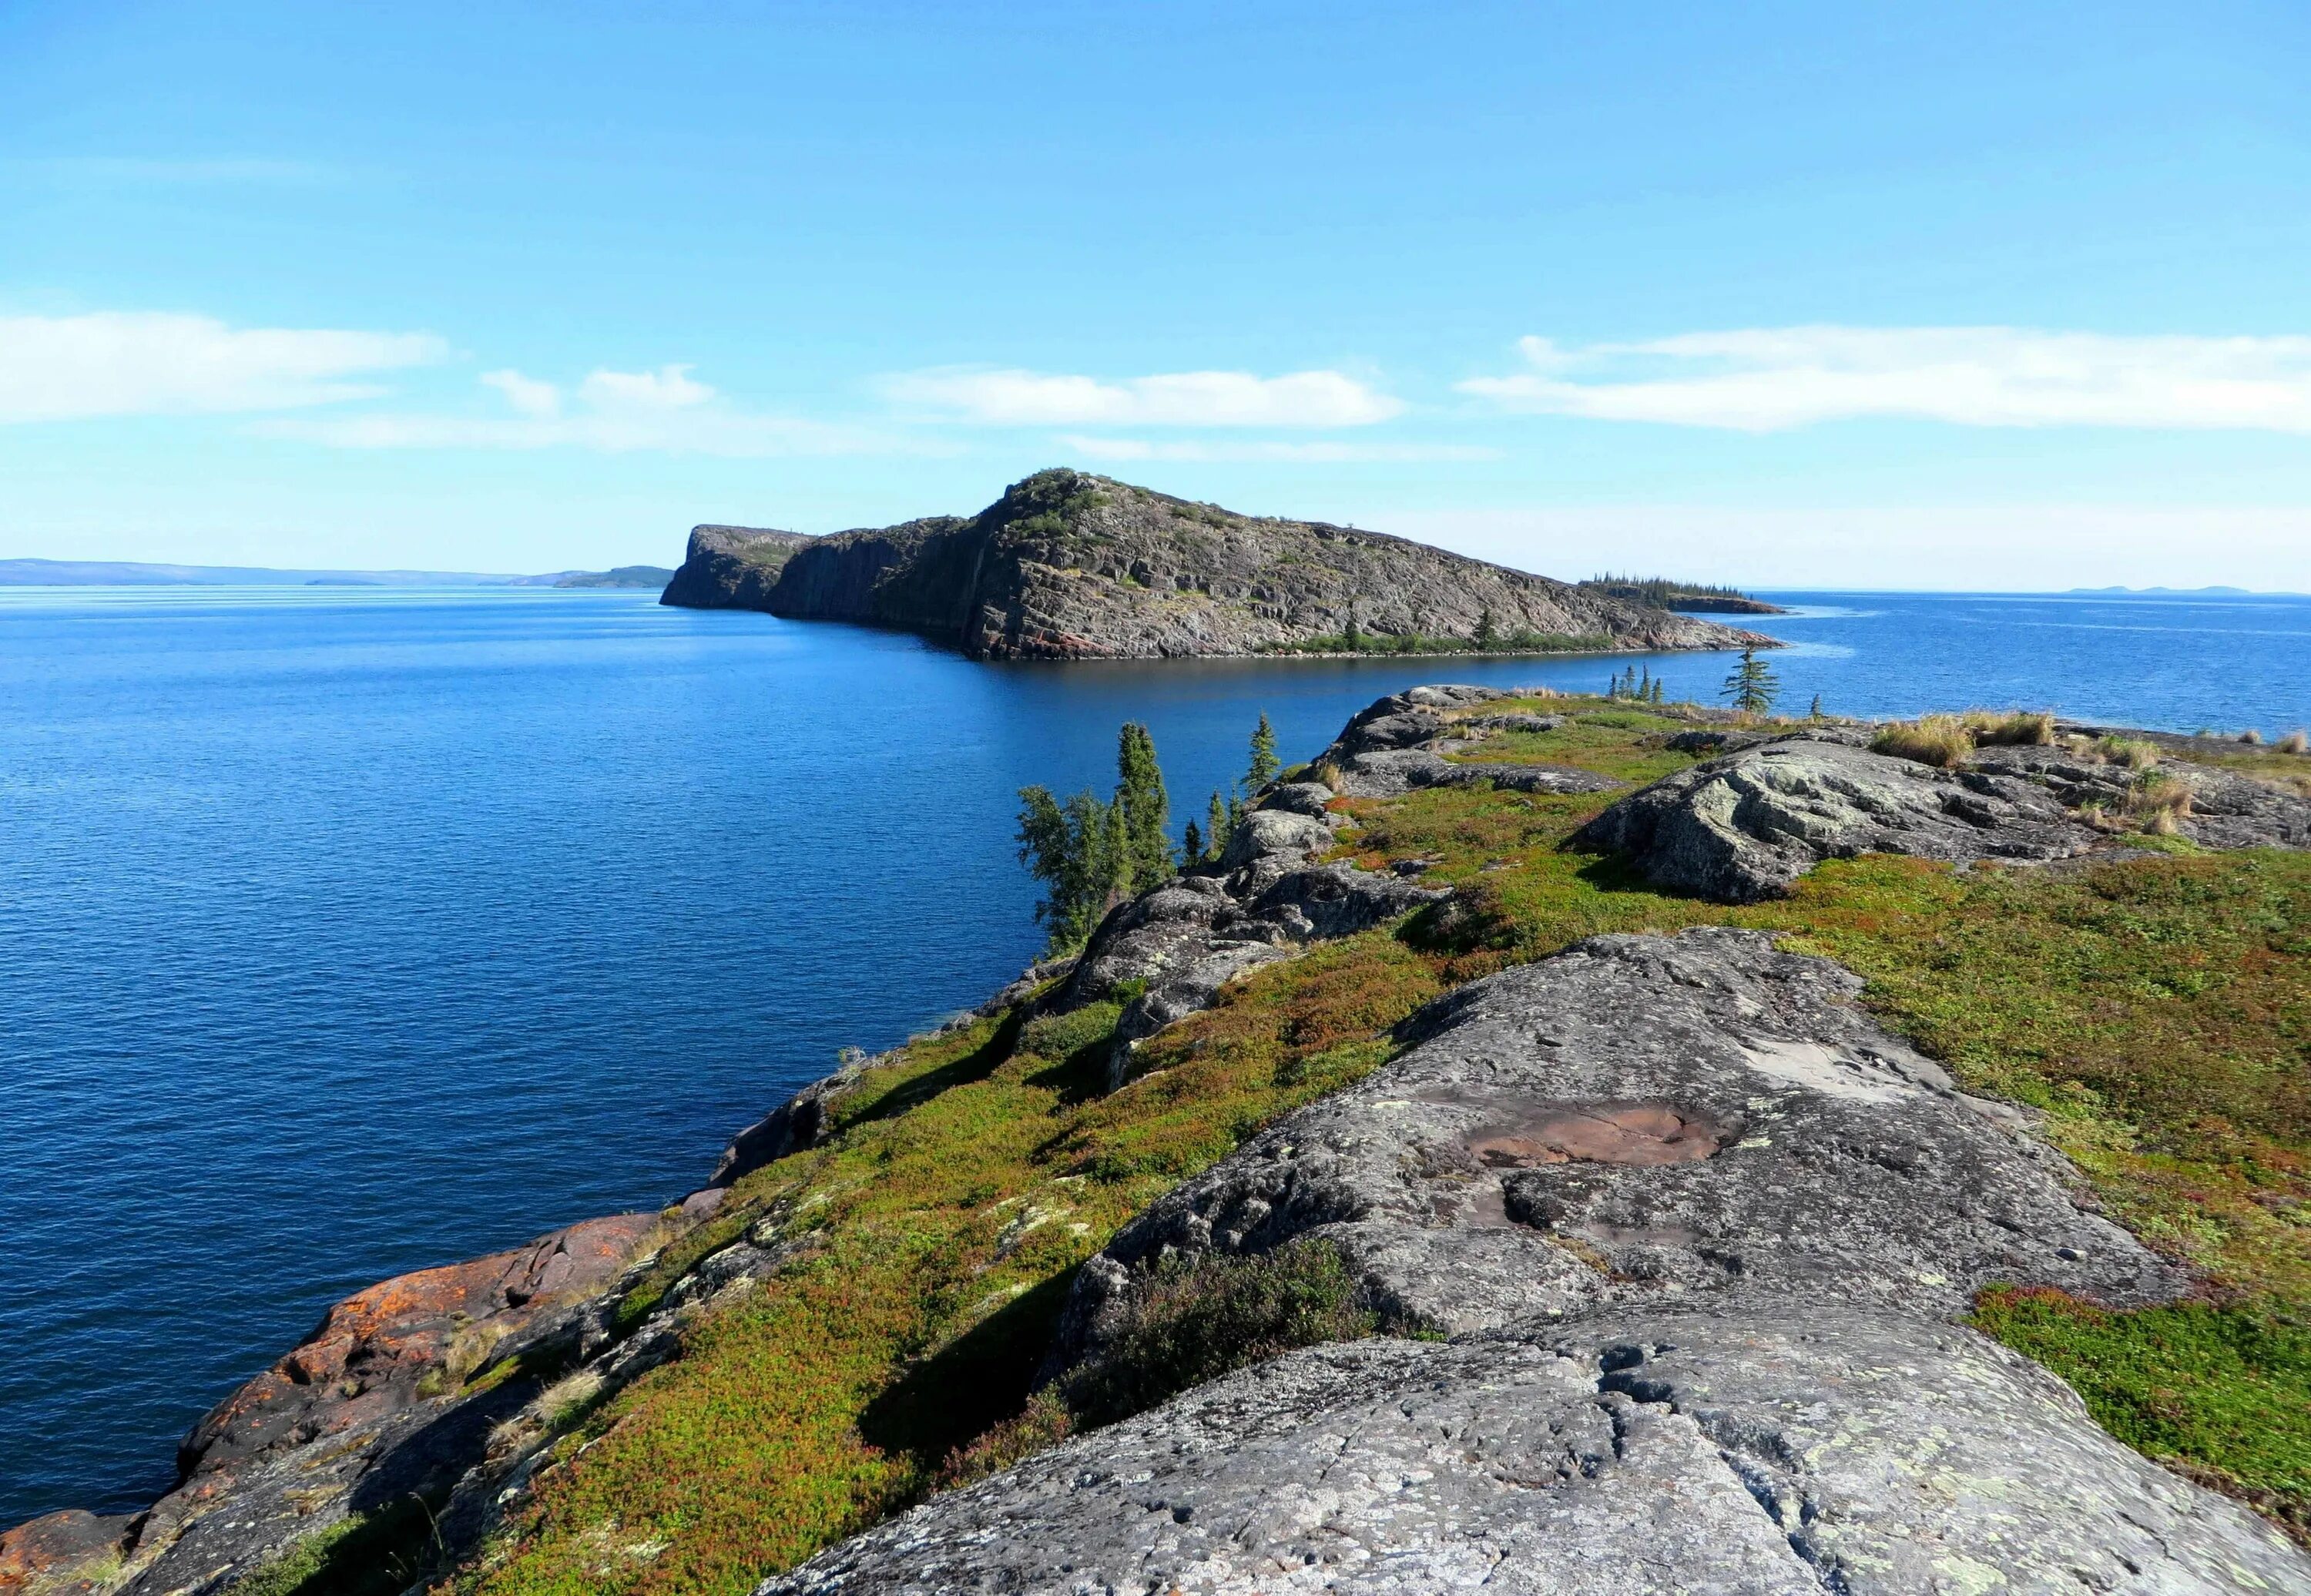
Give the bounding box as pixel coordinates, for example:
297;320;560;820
1329;744;1621;800
765;1306;2305;1595
1219;808;1333;870
1462;710;1568;735
1971;744;2311;850
1577;736;2101;901
713;1052;874;1185
1256;780;1337;818
1056;929;2179;1362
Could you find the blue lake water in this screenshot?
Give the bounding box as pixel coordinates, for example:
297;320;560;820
4;584;2308;1526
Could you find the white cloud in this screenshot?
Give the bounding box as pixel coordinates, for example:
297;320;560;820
0;311;444;423
578;363;714;411
480;368;562;417
259;365;918;458
887;367;1402;428
1058;435;1494;464
1461;327;2311;433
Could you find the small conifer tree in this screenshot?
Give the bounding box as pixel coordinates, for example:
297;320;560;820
1248;712;1280;790
1721;647;1781;716
1649;677;1664;704
1474;608;1498;651
1343;602;1362;651
1115;722;1173;894
1182;818;1202;863
1809;693;1823;720
1206;790;1233;861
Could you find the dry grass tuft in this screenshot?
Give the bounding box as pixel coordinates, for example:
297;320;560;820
2098;736;2162;771
2281;729;2309;756
2125;773;2195;834
1870;714;1975;768
2241;729;2265;746
1964;709;2056;746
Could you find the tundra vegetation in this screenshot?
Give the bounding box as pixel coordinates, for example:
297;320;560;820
232;696;2309;1596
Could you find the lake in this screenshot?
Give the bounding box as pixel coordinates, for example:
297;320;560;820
4;583;2308;1525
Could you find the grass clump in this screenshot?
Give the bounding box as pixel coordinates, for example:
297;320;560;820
2125;772;2195;834
1971;1287;2311;1541
2282;730;2309;756
1964;708;2056;746
1870;713;1976;767
2100;735;2163;770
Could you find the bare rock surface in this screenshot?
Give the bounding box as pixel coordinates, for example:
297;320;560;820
1058;929;2180;1361
1575;736;2101;901
663;471;1773;659
765;1306;2306;1595
1315;687;1621;800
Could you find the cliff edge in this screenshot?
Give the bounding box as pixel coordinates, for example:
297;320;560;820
659;469;1775;659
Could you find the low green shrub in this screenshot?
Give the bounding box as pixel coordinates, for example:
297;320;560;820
2100;736;2162;770
1060;1240;1388;1428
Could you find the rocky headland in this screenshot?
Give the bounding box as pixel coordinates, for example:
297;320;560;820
10;688;2310;1595
657;470;1775;661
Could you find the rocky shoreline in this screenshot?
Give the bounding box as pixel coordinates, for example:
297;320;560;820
9;687;2309;1594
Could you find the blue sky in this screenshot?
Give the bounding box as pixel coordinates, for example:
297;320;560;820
3;1;2308;586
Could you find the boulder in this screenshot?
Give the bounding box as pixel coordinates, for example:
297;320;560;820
1055;930;2179;1362
1576;736;2100;902
1971;744;2311;850
765;1306;2306;1595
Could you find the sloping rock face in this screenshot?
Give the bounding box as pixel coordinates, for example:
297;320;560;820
1575;735;2101;901
667;470;1773;660
1057;930;2180;1355
658;524;815;609
766;1306;2305;1595
773;929;2304;1593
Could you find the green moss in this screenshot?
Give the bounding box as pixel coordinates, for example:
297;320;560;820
1971;1288;2311;1541
228;1497;445;1596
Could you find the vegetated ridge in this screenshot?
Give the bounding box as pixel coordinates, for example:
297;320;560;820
8;691;2311;1594
658;469;1777;659
1578;572;1789;614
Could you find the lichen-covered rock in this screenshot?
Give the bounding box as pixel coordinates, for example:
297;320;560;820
764;1306;2306;1595
1056;929;2179;1363
666;472;1775;660
656;524;814;608
712;1053;876;1186
1575;736;2101;901
1971;743;2311;850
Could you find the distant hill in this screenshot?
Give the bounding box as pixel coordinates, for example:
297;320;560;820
2067;585;2256;596
660;469;1774;659
0;558;669;588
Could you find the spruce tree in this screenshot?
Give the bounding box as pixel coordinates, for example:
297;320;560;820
1114;721;1173;893
1182;818;1203;863
1650;677;1665;704
1016;785;1124;951
1247;712;1280;790
1721;647;1781;716
1809;693;1823;720
1343;602;1362;651
1474;608;1498;651
1206;790;1233;862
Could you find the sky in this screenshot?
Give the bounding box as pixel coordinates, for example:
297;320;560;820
3;1;2309;588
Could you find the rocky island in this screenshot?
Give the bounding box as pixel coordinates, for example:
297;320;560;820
659;470;1774;660
9;689;2311;1595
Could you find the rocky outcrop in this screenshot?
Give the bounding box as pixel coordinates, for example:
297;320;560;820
663;470;1776;660
1055;929;2180;1363
5;1213;666;1594
1973;740;2311;850
766;1305;2305;1595
1575;734;2102;901
1313;685;1622;799
657;524;815;609
1057;783;1446;1084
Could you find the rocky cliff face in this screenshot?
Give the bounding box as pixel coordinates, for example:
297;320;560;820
660;470;1774;659
656;524;815;609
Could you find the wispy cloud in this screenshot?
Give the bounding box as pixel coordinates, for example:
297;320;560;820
0;311;444;424
260;365;917;457
887;367;1403;428
1058;435;1494;464
1461;327;2311;433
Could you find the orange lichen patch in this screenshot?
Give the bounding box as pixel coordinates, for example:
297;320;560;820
1467;1104;1729;1168
183;1212;662;1477
0;1507;134;1590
